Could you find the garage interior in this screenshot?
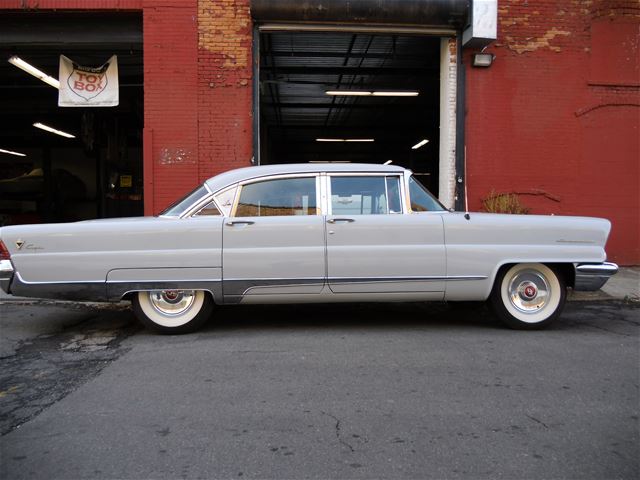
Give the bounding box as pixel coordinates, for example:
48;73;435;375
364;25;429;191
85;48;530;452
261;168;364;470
0;12;143;226
258;30;442;196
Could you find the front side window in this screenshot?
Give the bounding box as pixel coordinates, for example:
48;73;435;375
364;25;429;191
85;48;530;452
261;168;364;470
408;176;445;212
330;176;402;215
235;177;318;217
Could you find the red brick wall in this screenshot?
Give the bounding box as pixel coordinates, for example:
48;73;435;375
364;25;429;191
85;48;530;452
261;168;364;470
465;0;640;265
144;0;253;213
143;0;199;214
197;0;253;183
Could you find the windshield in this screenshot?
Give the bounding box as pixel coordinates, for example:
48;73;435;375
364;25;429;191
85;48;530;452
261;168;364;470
408;176;446;212
160;185;209;217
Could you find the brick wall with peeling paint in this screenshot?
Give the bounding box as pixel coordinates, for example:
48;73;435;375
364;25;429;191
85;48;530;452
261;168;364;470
197;0;253;183
465;0;639;265
144;0;253;212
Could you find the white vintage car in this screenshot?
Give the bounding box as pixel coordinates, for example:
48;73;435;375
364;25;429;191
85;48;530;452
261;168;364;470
0;163;618;333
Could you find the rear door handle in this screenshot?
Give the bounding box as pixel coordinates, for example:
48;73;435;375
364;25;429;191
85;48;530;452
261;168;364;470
327;218;355;224
226;220;255;226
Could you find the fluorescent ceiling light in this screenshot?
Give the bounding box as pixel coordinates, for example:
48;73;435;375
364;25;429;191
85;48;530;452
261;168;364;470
411;139;429;150
326;90;419;97
8;56;60;89
33;122;75;139
325;90;372;96
372;91;419;97
0;148;26;157
316;138;374;142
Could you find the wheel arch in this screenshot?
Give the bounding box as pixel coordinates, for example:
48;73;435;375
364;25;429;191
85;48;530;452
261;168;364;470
491;261;574;290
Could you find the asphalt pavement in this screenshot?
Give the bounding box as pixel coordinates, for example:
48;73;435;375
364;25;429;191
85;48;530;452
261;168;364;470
0;296;638;479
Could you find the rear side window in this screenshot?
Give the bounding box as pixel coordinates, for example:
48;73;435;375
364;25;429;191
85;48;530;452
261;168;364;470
235;177;318;217
193;201;221;216
330;176;402;215
160;185;208;217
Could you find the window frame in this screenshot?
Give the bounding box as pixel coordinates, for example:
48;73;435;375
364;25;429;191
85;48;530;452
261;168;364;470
230;173;321;218
325;173;407;216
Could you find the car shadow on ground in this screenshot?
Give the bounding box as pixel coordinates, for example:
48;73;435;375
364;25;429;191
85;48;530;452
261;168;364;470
198;301;502;334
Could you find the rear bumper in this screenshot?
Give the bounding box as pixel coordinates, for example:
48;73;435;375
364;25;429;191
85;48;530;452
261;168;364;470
574;262;619;291
0;259;14;294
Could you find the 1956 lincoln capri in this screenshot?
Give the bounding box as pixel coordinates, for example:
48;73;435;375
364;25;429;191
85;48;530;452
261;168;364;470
0;163;618;334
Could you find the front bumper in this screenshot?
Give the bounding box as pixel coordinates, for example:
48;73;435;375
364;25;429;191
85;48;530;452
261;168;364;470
0;259;14;294
574;262;619;291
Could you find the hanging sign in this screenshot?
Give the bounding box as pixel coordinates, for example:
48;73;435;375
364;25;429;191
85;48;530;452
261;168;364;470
58;55;119;107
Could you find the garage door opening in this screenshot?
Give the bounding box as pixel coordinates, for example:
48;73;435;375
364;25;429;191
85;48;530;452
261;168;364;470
0;12;143;226
258;30;443;197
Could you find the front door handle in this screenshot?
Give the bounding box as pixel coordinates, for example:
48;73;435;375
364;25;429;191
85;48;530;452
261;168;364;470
226;220;255;226
327;218;355;224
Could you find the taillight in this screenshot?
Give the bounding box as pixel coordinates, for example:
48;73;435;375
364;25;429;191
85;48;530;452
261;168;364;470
0;240;10;261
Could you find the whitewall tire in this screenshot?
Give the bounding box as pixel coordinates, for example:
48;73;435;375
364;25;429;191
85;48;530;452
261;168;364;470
132;289;213;334
490;263;566;330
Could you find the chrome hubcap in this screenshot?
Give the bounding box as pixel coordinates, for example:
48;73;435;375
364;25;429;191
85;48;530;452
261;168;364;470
149;290;195;316
508;271;550;313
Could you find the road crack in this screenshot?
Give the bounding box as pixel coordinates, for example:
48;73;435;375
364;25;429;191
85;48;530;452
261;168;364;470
321;410;355;452
526;414;549;429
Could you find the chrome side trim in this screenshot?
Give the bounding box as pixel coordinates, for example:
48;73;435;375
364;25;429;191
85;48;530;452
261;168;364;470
9;275;107;301
16;272;103;285
8;274;224;303
556;239;595;244
329;275;487;283
223;275;488;298
224;278;325;297
574;262;619;291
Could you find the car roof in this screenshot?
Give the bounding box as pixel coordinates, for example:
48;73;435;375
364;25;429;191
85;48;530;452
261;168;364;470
205;163;407;193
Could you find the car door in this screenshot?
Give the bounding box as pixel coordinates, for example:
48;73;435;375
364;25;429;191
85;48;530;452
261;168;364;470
325;174;446;294
222;174;325;302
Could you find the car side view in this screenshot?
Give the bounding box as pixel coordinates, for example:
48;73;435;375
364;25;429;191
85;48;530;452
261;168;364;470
0;163;618;333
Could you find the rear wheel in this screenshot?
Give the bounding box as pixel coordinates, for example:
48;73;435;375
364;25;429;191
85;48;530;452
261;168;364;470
132;289;213;334
490;263;566;330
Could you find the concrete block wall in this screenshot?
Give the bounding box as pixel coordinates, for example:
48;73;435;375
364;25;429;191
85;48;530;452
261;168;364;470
464;0;639;264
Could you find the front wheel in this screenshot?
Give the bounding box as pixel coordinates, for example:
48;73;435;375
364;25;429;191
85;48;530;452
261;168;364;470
490;263;566;330
132;289;213;334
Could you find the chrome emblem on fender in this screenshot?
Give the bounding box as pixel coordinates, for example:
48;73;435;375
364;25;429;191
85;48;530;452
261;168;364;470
15;239;24;250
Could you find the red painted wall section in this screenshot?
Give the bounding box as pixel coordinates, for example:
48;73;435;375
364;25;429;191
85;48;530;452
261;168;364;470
143;0;199;214
465;1;640;265
1;0;143;8
197;0;253;183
